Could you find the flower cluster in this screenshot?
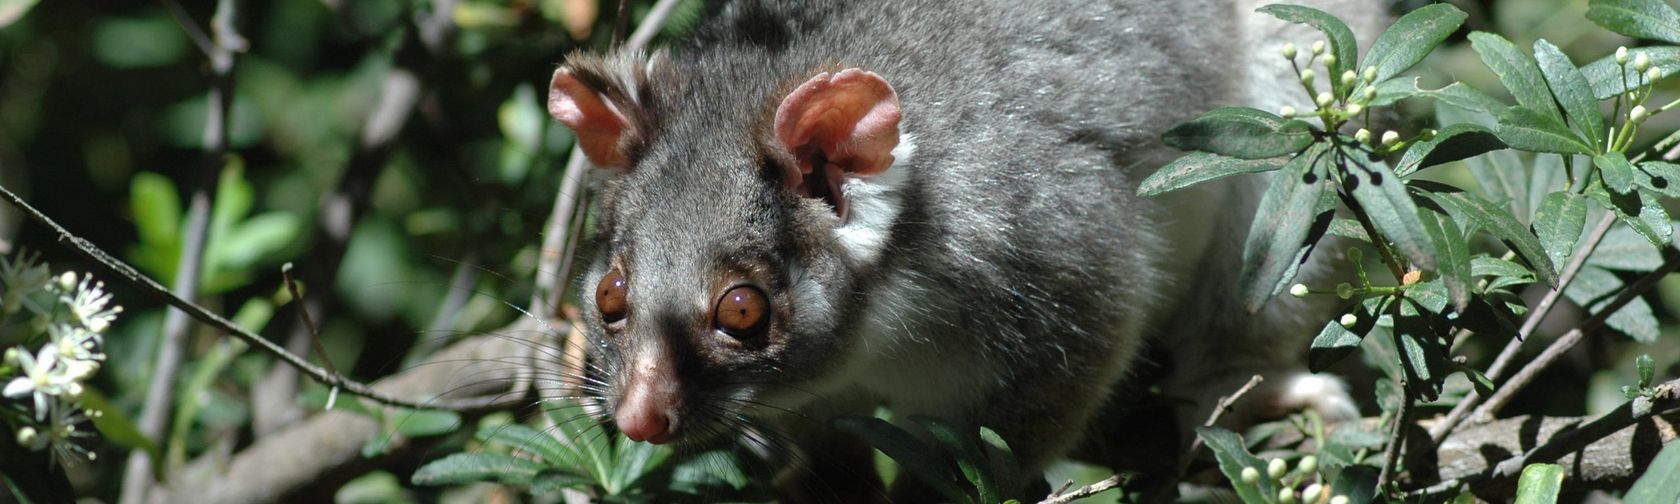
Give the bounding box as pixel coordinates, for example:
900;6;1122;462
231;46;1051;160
0;252;116;465
1236;456;1351;504
1277;41;1429;155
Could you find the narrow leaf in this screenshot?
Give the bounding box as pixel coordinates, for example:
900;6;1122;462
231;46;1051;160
1138;152;1287;197
834;416;971;504
1418;203;1473;310
1514;463;1565;504
1626;439;1680;503
1197;427;1279;504
1469;32;1562;121
1347;156;1437;272
1415;181;1558;286
1361;4;1467;84
1239;146;1334;312
1259;4;1358;77
1372;78;1506;115
1635;161;1680;198
1496;106;1594;155
1587;183;1674;247
412;452;544;486
1595;151;1638;194
1587;0;1680;44
1162;107;1315;159
1587;224;1666;271
1394;124;1507;177
1534;191;1588;270
1534;40;1607;152
1564;265;1661;342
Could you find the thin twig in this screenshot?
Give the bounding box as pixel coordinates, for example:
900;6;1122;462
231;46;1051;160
1470;245;1680;422
0;183;510;413
1376;389;1414;493
281;263;335;377
158;0;214;58
1428;212;1618;442
1051;375;1264;504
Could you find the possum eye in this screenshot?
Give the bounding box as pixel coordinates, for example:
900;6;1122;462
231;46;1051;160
714;285;769;339
597;270;628;324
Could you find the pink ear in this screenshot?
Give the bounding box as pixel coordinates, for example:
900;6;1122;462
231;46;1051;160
773;69;902;187
549;67;632;168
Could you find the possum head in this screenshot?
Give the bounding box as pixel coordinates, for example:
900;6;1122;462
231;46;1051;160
548;51;913;444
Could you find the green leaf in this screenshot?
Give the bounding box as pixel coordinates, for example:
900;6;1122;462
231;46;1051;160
215;212;301;270
1238;146;1335;312
912;416;998;503
1637;354;1656;388
977;427;1024;501
478;424;577;469
1534;191;1589;270
1627;439;1680;503
528;473;595;495
1583;46;1680;98
606;436;671;494
386;409;460;438
1372;78;1507;116
1587;0;1680;44
1361;4;1466;84
1496;107;1594;155
1534;40;1607;153
1394;298;1450;400
1162;107;1315;159
1586;183;1674;248
1414;181;1558;286
1635;161;1680;198
1564;265;1661;342
1515;463;1565;504
1418;203;1472;310
1460;364;1498;397
1258;4;1358;77
80;389;161;464
1196;427;1278;504
1348;156;1437;272
1469;32;1562;121
835;416;971;504
1308;310;1374;372
412;452;545;486
130;172;181;253
1138;152;1287;197
1587;224;1666;271
1395;124;1507;177
1595;151;1638;194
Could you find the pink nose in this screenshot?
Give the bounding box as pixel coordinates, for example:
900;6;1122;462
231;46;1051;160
615;407;673;443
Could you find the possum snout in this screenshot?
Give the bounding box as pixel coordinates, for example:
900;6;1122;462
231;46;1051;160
614;346;683;443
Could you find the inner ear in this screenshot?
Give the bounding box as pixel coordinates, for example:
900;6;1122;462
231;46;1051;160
773;69;902;217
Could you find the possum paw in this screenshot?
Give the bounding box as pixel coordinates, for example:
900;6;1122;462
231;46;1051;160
1265;373;1359;422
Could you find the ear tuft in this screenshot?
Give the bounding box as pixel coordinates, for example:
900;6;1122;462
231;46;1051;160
773;69;902;185
549;67;632;168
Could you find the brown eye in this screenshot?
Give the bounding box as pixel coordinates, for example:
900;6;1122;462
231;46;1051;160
714;285;770;338
596;270;628;323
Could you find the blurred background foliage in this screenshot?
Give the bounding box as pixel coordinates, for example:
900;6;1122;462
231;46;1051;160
0;0;1674;501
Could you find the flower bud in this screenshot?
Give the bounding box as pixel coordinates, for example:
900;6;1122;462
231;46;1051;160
1380;130;1401;146
16;426;41;450
3;347;17;365
1648;67;1664;82
1632;105;1650;124
58;272;76;291
1312;40;1326;55
1279;488;1297;504
1618;46;1630;65
1316;91;1334;107
1348;247;1363;262
1290;284;1311;298
1363;67;1376;82
1354;128;1372;144
1339;313;1359;329
1363;85;1377;101
1303;484;1324;504
1280;106;1298;118
1420;129;1437;141
1330;496;1350;504
1341;70;1357;87
1298;455;1318;474
1301;69;1316;87
1322;54;1338;69
1241;466;1261;484
1267;458;1288;479
1345;103;1363;115
1336;283;1354;300
1635;52;1651;72
1283;42;1298;60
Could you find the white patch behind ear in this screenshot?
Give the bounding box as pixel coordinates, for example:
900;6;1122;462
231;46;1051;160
834;133;916;264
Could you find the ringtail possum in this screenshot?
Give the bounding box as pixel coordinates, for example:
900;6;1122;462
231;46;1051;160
544;0;1386;498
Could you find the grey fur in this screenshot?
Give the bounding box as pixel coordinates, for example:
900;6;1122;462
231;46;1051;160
554;0;1386;498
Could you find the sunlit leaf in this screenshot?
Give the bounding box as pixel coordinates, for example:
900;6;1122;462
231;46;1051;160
1361;4;1466;84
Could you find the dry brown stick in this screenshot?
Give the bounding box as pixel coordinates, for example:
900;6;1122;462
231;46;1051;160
1428;212;1618;442
1042;375;1265;504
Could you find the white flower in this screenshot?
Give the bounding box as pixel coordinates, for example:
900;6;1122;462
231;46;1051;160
3;347;70;419
49;324;103;364
62;275;120;333
16;426;44;450
0;252;52;315
1340;313;1359;328
1290;284;1311;298
40;399;96;465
